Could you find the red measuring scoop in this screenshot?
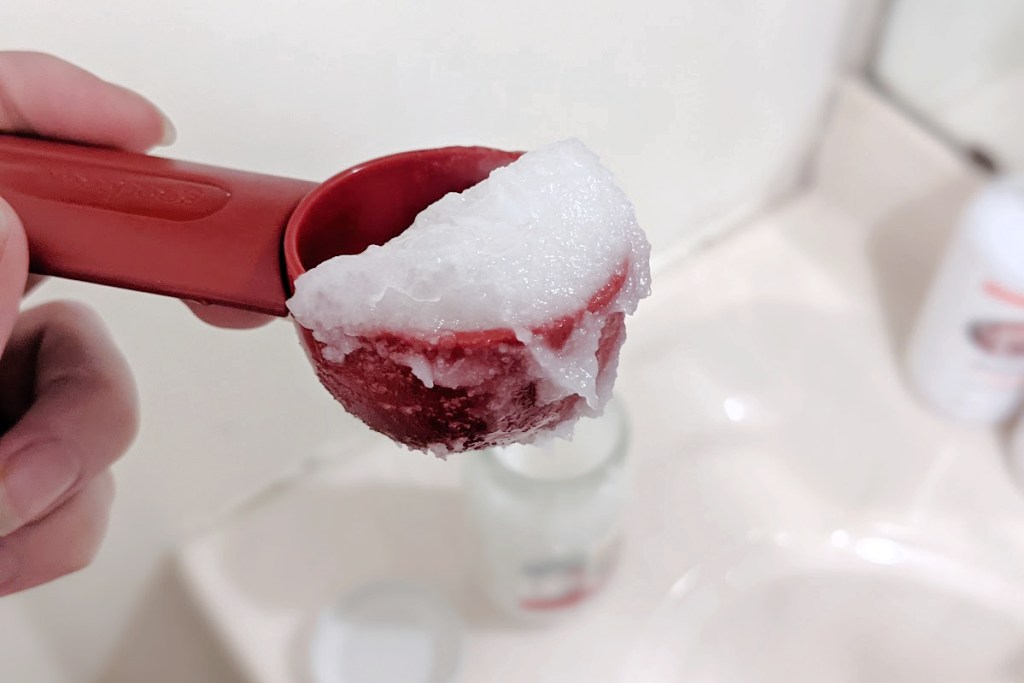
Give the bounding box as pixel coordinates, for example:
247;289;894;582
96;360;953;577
0;135;627;452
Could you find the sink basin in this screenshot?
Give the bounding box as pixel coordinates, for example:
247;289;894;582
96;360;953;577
176;199;1024;683
623;529;1024;683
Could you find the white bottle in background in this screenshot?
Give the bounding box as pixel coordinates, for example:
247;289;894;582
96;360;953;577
905;176;1024;424
1011;415;1024;485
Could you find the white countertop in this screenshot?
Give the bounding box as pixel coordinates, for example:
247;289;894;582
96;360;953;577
176;188;1024;683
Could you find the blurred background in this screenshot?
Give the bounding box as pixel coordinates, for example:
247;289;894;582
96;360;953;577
1;1;1023;682
873;0;1024;172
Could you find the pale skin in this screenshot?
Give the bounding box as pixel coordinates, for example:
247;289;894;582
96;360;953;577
0;52;268;596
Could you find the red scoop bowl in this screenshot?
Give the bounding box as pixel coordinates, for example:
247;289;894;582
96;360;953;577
0;135;628;452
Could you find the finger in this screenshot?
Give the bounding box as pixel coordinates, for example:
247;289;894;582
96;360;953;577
0;472;114;596
182;301;274;329
0;51;174;151
0;301;138;536
0;197;29;348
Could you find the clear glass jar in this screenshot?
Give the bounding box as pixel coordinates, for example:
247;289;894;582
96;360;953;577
462;399;630;620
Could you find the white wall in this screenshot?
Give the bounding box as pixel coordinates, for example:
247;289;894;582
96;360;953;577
2;0;852;257
0;597;65;683
874;0;1024;170
0;1;853;680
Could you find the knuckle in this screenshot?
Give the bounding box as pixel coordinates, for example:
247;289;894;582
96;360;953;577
64;543;97;574
39;299;103;328
32;301;140;449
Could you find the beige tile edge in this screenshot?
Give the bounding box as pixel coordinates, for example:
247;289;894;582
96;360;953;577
810;78;986;225
835;0;892;72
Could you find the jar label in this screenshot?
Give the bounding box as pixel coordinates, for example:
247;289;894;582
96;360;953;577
514;535;622;612
968;320;1024;358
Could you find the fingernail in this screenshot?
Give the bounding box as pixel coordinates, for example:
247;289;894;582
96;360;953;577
0;452;78;537
158;110;177;147
0;195;16;255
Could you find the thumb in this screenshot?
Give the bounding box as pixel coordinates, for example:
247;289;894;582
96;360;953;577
0;197;30;347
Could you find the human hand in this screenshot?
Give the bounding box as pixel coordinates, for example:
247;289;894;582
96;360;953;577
0;52;261;595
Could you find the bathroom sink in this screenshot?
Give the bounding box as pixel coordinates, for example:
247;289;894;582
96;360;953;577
611;197;1024;682
177;197;1024;683
624;529;1024;683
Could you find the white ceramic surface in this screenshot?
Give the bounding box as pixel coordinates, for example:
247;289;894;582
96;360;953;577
622;527;1024;682
176;186;1024;682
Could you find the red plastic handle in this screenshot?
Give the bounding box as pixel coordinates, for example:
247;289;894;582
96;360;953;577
0;135;318;316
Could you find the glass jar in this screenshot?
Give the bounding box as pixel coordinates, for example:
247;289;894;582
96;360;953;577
462;399;630;620
1010;413;1024;488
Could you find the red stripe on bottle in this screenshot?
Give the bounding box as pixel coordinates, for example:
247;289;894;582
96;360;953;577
984;281;1024;308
